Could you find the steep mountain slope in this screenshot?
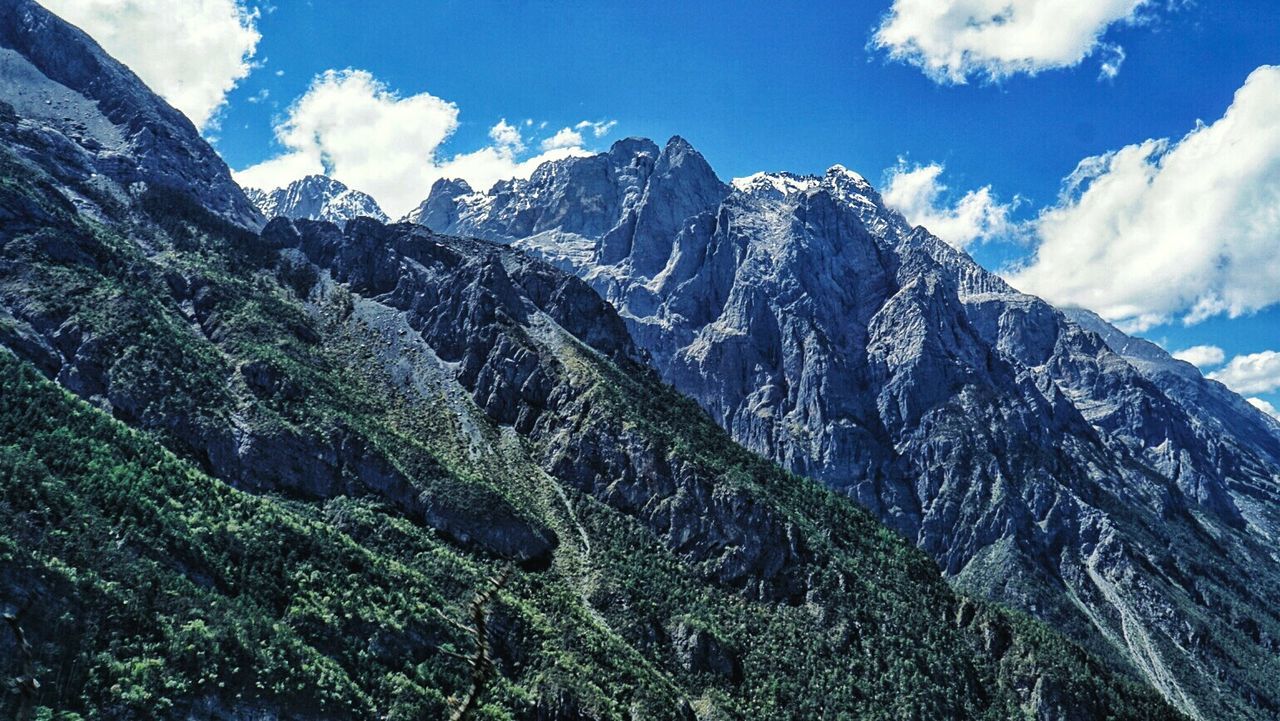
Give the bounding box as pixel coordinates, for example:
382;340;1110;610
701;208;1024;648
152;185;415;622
417;136;1280;720
0;3;1187;719
246;175;389;225
0;0;261;229
0;133;1180;721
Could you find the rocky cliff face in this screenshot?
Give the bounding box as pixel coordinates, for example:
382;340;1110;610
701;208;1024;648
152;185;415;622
247;175;388;225
0;0;262;230
418;137;1280;720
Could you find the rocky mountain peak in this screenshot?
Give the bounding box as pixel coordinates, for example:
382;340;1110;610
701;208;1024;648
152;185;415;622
401;176;474;226
726;164;879;209
246;174;388;225
730;171;820;198
607;135;660;163
616;135;729;274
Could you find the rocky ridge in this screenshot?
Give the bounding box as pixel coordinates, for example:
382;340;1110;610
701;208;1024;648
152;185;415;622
246;175;388;225
417;136;1280;720
0;0;262;229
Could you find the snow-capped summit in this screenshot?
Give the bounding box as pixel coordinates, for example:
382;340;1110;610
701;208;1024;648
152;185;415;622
246;175;388;225
731;171;819;197
730;165;872;200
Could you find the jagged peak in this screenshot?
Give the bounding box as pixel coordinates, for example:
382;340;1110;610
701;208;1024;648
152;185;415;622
424;176;475;202
730;165;875;201
664;134;694;152
608;136;661;161
655;135;721;183
295;174;348;189
249;173;387;224
730;171;820;197
658;135;712;165
826;164;870;186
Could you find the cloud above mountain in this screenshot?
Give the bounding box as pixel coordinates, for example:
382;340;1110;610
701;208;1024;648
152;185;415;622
233;69;611;217
39;0;261;130
882;160;1016;249
1209;350;1280;396
1172;345;1226;369
1009;65;1280;332
872;0;1150;83
1248;397;1280;422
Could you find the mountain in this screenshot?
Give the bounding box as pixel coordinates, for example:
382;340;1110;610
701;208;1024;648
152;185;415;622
246;175;389;225
0;0;261;229
416;136;1280;720
0;2;1186;719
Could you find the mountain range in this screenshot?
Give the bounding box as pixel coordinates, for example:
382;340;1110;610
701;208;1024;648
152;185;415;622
0;1;1275;719
412;136;1280;720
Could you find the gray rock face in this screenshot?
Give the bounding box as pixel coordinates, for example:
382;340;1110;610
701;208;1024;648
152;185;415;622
247;175;388;225
267;217;819;602
402;177;472;228
416;137;1280;720
0;0;263;230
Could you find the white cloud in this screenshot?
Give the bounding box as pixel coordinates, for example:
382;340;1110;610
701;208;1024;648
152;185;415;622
576;119;618;138
872;0;1150;84
40;0;261;130
1097;43;1126;80
234;69;614;217
1172;345;1226;369
881;160;1016;249
542;127;585;151
1247;397;1280;422
1208;351;1280;396
488;119;524;152
1008;66;1280;332
234;69;456;216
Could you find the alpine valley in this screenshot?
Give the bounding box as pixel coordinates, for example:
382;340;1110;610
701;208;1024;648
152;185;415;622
0;1;1275;721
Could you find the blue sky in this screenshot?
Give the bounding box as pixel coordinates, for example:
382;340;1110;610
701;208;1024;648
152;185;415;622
43;0;1280;415
217;2;1266;203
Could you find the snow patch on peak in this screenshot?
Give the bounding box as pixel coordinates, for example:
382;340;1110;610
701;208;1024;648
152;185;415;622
826;164;868;184
249;175;388;225
731;172;819;197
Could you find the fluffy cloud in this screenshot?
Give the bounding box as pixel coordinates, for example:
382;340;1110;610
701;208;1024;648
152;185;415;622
1208;351;1280;396
541;127;585;151
1172;345;1225;369
1247;397;1280;422
40;0;261;130
234;69;612;217
872;0;1149;83
881;161;1016;249
489;119;524;152
1008;66;1280;332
